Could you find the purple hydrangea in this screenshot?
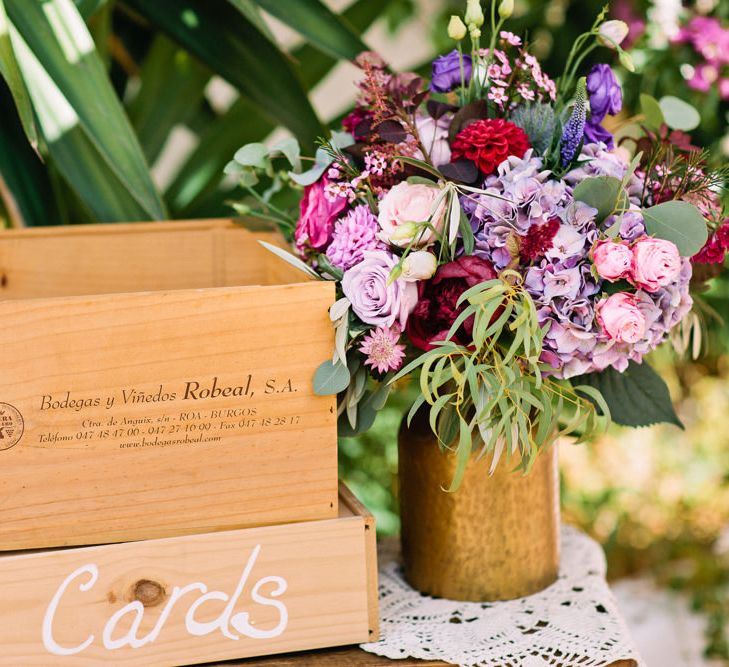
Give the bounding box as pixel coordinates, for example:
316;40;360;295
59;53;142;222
463;146;693;379
326;205;384;271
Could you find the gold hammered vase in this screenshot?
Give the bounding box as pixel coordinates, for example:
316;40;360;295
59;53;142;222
399;411;560;601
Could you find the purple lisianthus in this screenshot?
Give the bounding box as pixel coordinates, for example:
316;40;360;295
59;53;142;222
584;119;615;149
583;64;622;148
341;250;418;328
326;205;383;271
586;64;622;121
430;50;472;93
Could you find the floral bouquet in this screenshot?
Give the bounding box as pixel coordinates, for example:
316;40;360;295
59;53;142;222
228;0;727;488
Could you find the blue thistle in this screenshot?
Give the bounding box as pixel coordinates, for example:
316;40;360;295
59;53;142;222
511;103;557;155
560;78;587;167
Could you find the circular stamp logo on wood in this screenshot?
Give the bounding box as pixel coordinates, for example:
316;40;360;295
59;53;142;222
0;403;24;450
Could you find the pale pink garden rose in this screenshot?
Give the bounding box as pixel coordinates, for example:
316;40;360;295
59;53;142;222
596;292;646;344
630;237;682;292
592;239;633;282
377;181;446;248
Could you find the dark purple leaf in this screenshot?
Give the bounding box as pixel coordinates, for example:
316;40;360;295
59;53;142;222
354;117;374;139
448;100;489;143
375;119;408;143
427;100;458;120
439;159;479;184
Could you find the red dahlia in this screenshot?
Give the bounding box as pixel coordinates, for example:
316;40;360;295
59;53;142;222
451;119;531;176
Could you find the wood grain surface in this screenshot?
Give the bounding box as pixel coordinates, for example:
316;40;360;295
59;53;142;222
0;486;376;666
0;220;337;550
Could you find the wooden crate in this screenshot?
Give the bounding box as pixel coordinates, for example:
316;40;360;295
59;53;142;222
0;220;337;550
0;485;377;666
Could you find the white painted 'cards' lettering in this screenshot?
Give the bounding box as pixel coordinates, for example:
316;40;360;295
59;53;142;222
42;545;288;656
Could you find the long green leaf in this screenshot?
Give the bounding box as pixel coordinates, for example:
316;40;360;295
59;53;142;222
0;82;58;226
294;0;388;89
254;0;366;61
0;0;37;148
226;0;276;44
73;0;109;19
127;35;210;164
6;0;165;220
123;0;324;150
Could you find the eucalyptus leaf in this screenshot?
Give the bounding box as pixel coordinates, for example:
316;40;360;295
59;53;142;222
313;359;351;396
270;137;301;171
234;142;269;168
572;176;622;222
659;95;700;131
642;201;708;256
639;93;664;131
289;145;333;186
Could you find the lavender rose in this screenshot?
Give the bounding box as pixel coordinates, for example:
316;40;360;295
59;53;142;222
430;49;472;93
294;176;347;251
342;250;418;328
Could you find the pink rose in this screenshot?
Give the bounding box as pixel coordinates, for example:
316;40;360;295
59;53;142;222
630;237;681;292
294;176;347;251
377;182;446;248
592;239;633;282
596;292;646;344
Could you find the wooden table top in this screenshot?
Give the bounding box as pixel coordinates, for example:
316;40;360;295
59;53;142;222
214;645;638;666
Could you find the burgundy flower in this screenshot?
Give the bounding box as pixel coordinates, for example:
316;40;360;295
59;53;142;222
520;218;561;263
451;119;531;176
406;256;497;351
692;221;729;265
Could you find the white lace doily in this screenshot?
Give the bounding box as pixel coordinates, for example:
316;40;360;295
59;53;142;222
361;525;644;667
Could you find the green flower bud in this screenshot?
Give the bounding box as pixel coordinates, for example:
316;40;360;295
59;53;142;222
448;15;468;41
498;0;514;19
619;50;635;72
464;0;485;28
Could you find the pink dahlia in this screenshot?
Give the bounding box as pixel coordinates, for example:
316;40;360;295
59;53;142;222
359;326;406;375
326;205;384;271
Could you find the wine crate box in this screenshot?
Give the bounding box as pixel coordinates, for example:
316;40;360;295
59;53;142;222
0;220;337;550
0;485;377;666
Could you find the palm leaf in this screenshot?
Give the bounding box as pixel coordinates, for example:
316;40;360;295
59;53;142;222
0;0;37;148
0;82;58;226
5;0;166;220
123;0;324;150
254;0;366;61
126;35;210;164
